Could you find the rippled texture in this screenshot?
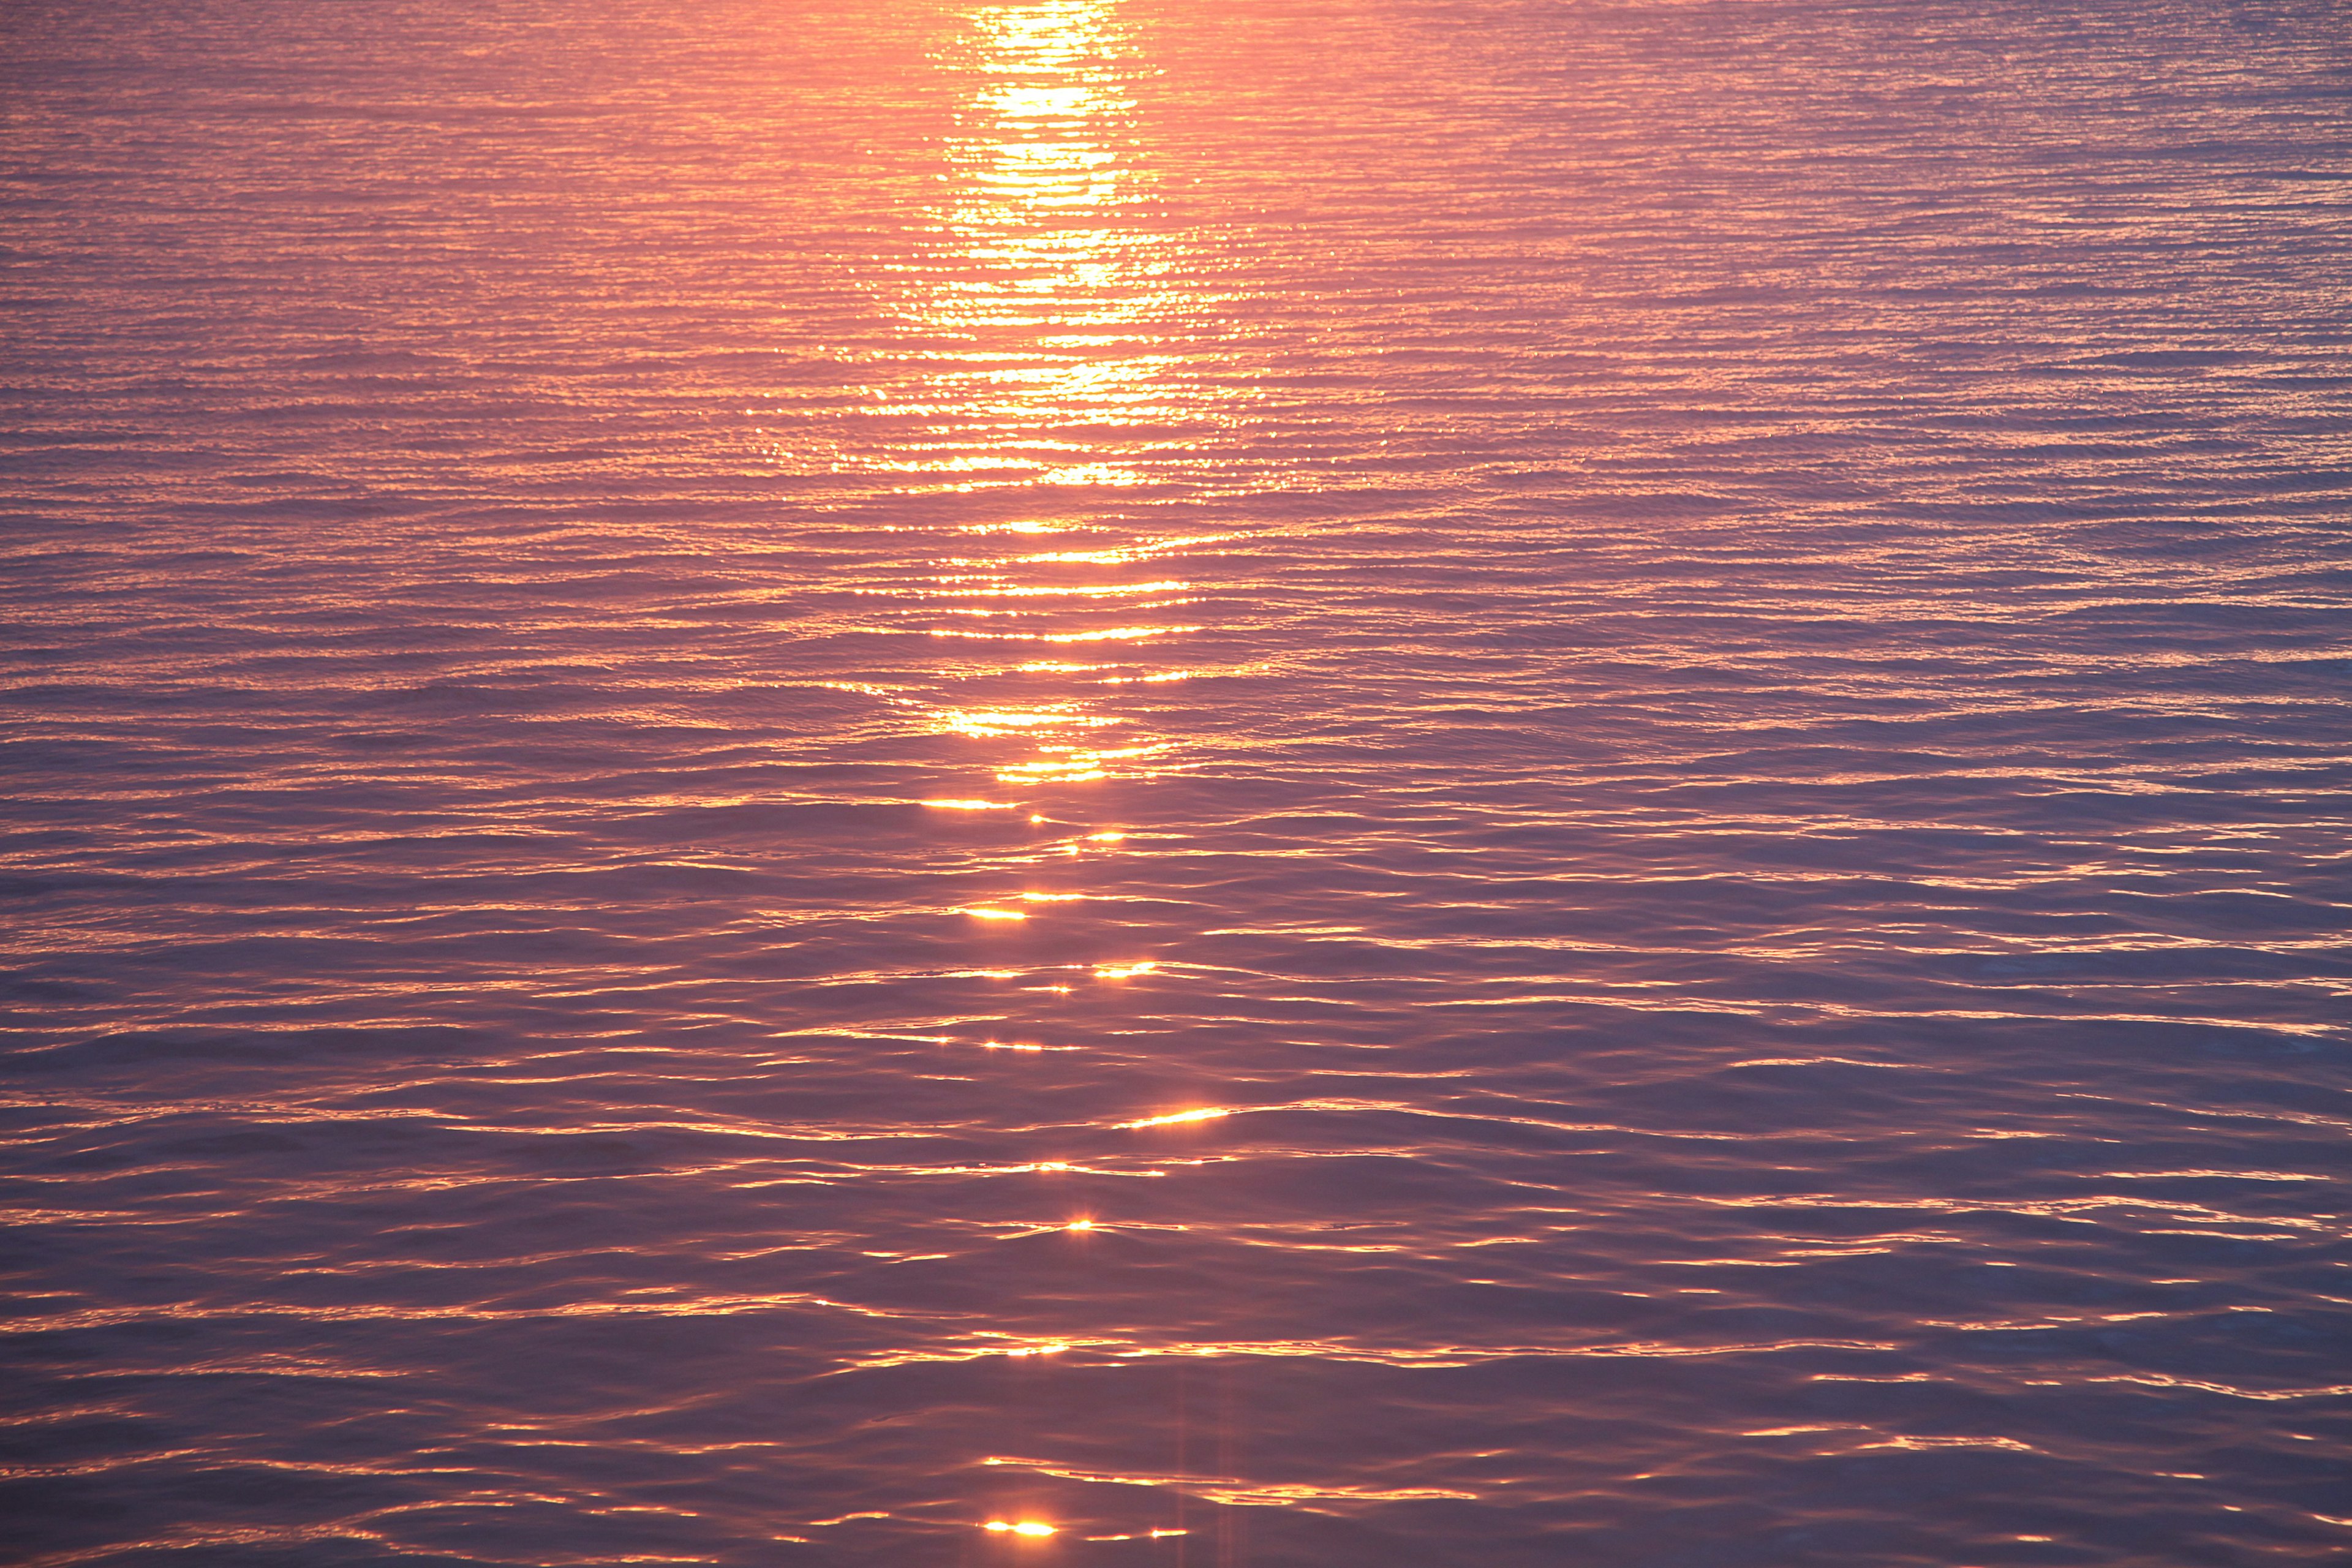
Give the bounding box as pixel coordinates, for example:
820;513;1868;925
5;1;2351;1563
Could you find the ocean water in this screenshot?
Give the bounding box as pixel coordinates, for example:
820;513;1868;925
3;0;2350;1564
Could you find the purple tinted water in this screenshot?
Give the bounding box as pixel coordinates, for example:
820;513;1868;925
4;1;2350;1564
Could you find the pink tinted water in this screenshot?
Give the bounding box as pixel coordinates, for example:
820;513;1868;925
3;1;2350;1564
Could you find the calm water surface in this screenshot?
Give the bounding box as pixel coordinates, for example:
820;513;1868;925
4;1;2350;1564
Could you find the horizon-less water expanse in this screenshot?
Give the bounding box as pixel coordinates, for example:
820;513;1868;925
3;1;2350;1564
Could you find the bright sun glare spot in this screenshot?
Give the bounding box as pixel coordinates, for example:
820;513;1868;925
1066;1218;1093;1230
1093;960;1155;978
968;908;1028;921
1119;1107;1229;1129
984;1520;1058;1537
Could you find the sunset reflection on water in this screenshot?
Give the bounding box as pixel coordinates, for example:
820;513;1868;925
6;0;2349;1562
899;0;1219;491
889;1;1223;831
903;21;1232;1539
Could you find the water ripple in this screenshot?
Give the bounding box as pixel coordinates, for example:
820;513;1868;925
4;0;2350;1563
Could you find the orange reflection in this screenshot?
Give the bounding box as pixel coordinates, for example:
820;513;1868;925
828;0;1251;801
1120;1107;1227;1129
983;1455;1479;1506
875;0;1246;494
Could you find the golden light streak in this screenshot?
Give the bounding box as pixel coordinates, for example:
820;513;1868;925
927;625;1193;643
982;1456;1478;1506
1118;1107;1227;1129
820;1;1247;803
918;578;1189;599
